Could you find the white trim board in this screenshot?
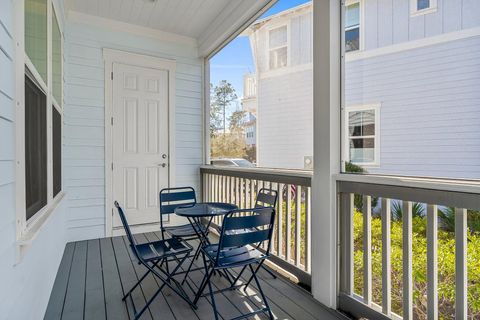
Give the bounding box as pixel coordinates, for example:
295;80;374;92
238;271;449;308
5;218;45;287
103;48;177;237
346;26;480;62
68;11;197;47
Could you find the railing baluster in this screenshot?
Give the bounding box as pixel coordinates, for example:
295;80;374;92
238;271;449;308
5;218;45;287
455;208;467;320
342;193;354;295
250;179;255;208
295;185;302;267
286;184;292;263
403;201;413;320
362;195;372;305
277;183;284;258
381;198;391;316
427;204;438;320
305;187;312;273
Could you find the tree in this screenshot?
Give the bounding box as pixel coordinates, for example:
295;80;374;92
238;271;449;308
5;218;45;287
229;110;246;132
210;80;237;135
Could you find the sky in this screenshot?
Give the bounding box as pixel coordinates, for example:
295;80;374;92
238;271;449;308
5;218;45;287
209;0;311;112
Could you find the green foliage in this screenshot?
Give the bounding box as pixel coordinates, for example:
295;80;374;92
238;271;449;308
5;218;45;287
353;210;480;319
391;201;426;221
344;162;378;211
438;207;480;232
210;80;238;136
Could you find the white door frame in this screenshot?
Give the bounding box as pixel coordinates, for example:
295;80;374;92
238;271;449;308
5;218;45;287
103;48;176;237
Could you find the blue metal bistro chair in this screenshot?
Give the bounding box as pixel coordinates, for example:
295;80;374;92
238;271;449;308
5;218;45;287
114;201;195;320
193;207;276;320
159;187;208;278
233;188;278;284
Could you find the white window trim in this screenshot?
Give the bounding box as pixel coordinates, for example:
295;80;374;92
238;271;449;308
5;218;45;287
345;0;364;53
410;0;437;17
14;0;65;260
343;104;381;167
267;22;290;71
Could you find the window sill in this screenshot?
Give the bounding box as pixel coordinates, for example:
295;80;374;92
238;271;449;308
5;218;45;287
15;192;66;264
410;7;437;17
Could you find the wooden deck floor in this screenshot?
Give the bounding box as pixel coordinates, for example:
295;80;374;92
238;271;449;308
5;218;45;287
44;232;345;320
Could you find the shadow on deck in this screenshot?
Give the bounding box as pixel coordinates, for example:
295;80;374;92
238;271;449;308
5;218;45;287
44;232;345;320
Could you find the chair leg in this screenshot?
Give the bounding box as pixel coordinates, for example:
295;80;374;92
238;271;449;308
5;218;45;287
243;260;262;291
122;259;161;300
261;264;277;279
181;243;202;285
207;269;220;320
248;264;273;320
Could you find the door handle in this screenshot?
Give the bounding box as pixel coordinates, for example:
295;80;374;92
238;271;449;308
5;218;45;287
159;163;167;168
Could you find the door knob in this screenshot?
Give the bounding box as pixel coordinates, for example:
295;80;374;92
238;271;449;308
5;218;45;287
162;154;167;159
159;163;167;168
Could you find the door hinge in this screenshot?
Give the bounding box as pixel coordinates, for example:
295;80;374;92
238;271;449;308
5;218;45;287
111;72;113;80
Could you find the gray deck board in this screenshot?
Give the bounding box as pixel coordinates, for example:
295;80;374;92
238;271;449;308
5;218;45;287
44;242;75;320
45;236;345;320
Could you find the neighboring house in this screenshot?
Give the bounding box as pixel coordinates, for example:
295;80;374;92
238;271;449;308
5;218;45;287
245;0;480;178
241;73;258;147
244;112;257;147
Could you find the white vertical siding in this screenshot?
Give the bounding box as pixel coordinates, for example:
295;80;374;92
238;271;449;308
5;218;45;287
64;19;203;241
0;1;67;319
364;0;480;50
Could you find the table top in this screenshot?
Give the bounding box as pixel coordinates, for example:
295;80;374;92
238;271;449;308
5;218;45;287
174;202;238;218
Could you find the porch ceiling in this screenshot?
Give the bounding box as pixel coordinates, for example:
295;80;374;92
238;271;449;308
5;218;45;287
65;0;274;56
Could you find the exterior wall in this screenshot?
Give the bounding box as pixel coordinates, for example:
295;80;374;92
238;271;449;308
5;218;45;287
64;17;203;241
346;35;480;179
250;0;480;176
362;0;480;51
0;1;68;319
250;9;313;169
257;69;313;169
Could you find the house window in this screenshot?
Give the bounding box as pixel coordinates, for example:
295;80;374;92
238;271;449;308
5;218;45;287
268;25;288;70
345;105;380;165
25;75;48;220
22;2;63;222
410;0;437;15
345;1;360;52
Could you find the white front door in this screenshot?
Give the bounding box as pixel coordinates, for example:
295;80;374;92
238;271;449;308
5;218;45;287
112;62;170;228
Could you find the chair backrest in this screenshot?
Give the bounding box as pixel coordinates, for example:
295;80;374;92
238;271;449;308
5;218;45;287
159;187;196;215
114;201;141;260
217;207;276;265
254;188;278;208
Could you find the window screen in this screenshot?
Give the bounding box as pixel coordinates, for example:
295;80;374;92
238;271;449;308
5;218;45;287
25;75;47;220
53;107;62;197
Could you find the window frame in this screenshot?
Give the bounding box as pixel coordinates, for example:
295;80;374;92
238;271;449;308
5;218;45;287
343;104;380;167
345;0;364;53
267;22;290;71
410;0;437;16
15;0;64;243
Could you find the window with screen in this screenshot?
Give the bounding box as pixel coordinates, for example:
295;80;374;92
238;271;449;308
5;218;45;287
345;1;360;52
269;25;288;70
25;75;48;220
345;106;379;165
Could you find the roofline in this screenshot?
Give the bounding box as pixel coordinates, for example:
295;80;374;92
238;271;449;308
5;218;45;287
250;1;312;28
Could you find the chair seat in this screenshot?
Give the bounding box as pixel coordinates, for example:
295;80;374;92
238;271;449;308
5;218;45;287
202;244;267;268
164;223;207;238
134;238;192;262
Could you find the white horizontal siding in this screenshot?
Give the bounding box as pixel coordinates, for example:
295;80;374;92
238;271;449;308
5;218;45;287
0;2;68;319
346;36;480;179
64;19;203;241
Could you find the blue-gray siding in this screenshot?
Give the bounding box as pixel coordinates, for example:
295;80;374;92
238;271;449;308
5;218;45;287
346;35;480;178
364;0;480;50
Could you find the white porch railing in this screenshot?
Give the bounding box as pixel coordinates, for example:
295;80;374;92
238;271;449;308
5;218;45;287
337;174;480;320
200;165;312;286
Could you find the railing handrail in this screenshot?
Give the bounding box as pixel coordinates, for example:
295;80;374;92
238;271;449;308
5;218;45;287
336;173;480;195
201;165;312;186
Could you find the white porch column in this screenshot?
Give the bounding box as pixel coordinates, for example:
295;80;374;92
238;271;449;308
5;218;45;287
311;0;341;308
